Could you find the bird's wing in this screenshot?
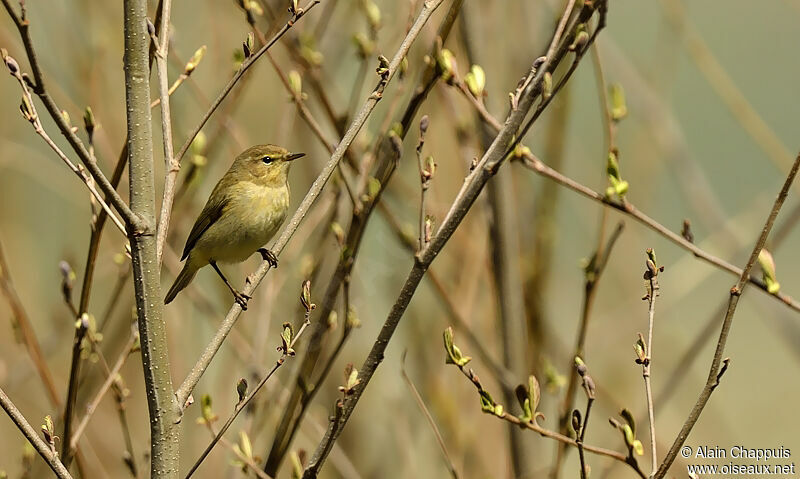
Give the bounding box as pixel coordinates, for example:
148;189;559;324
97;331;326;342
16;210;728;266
180;190;228;261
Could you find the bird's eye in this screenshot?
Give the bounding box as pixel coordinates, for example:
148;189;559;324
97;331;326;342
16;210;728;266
261;155;272;163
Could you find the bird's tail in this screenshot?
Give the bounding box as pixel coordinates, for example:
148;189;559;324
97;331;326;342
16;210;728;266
165;260;198;304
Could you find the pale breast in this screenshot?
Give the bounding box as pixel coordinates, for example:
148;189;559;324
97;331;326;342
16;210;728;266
194;181;289;263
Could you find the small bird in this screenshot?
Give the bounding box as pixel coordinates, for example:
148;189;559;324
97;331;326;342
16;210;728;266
164;144;304;309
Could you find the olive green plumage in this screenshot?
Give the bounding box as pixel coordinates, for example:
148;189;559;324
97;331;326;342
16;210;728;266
164;144;304;307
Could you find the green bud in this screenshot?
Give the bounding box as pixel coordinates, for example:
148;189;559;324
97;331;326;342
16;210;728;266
542;71;553;100
436;49;456;83
352;33;374;59
279;322;295;356
610;83;627;121
367;177;381;200
346;306;361;330
364;0;381;30
288;70;303;98
758;249;780;294
243;32;255;59
464;64;486;98
331;222;345;245
301;280;314;311
185;45;207;75
83;106;96;137
620;408;636;435
443;326;471;367
190;133;207;159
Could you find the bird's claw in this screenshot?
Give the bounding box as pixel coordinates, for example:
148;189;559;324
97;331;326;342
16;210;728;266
233;290;251;310
258;248;279;268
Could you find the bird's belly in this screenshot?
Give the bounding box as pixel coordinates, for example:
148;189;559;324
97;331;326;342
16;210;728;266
195;184;288;264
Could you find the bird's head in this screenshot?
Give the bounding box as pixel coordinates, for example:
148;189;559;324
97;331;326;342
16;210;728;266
232;144;305;185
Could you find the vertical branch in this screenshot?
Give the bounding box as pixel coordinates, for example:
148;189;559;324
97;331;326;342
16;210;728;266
641;249;662;477
416;115;431;252
123;0;180;476
152;0;176;267
654;152;800;478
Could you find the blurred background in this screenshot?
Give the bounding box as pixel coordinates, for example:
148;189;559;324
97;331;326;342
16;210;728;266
1;0;799;477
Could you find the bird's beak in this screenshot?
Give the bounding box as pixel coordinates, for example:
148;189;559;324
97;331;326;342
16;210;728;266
286;152;305;162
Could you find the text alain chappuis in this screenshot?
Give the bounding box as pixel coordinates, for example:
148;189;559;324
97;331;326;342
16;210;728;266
682;445;795;476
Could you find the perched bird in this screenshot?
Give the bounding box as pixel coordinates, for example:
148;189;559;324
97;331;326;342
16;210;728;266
164;144;304;309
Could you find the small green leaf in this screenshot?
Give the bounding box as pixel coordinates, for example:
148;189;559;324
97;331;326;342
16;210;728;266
443;327;471;367
622;424;635;449
529;375;541;413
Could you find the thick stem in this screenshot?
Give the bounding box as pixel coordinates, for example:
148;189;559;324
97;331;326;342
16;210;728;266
123;0;180;476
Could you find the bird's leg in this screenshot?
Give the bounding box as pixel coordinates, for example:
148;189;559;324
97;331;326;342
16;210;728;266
210;260;251;310
258;248;279;268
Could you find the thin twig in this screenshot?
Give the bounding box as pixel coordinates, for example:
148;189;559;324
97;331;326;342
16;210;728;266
151;0;177;267
0;386;73;479
400;351;459;479
654;153;800;477
642;252;660;477
576;396;594;479
416;116;430;251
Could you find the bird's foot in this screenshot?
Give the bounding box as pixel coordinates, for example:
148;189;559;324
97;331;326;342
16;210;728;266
233;290;252;310
258;248;279;268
